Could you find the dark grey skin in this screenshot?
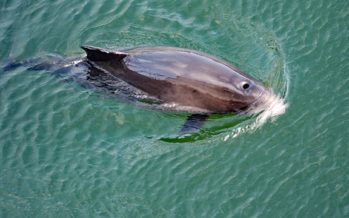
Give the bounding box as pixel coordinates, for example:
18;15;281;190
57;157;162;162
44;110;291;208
3;45;270;134
80;45;269;134
82;45;266;113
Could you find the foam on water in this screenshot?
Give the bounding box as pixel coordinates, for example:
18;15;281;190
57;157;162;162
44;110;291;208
250;89;288;128
221;90;287;142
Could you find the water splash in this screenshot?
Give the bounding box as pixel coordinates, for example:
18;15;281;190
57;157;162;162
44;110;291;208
249;90;288;128
221;91;287;141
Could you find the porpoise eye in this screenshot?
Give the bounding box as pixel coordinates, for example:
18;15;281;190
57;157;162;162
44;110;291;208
241;82;250;90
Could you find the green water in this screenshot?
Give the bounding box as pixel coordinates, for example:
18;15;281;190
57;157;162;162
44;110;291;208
0;0;348;217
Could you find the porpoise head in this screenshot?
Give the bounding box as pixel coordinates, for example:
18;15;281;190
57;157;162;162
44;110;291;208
227;73;287;126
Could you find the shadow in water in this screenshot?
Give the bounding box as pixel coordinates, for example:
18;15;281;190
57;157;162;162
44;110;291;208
160;114;251;143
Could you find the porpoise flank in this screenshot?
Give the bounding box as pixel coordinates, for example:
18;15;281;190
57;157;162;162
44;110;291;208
81;45;286;132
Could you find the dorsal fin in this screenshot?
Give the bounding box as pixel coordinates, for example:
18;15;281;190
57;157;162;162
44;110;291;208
81;45;127;62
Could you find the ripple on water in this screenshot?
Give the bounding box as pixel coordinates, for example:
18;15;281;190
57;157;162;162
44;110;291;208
4;1;288;143
0;0;296;216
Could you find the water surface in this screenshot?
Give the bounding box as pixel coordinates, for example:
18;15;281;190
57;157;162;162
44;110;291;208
0;0;348;217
